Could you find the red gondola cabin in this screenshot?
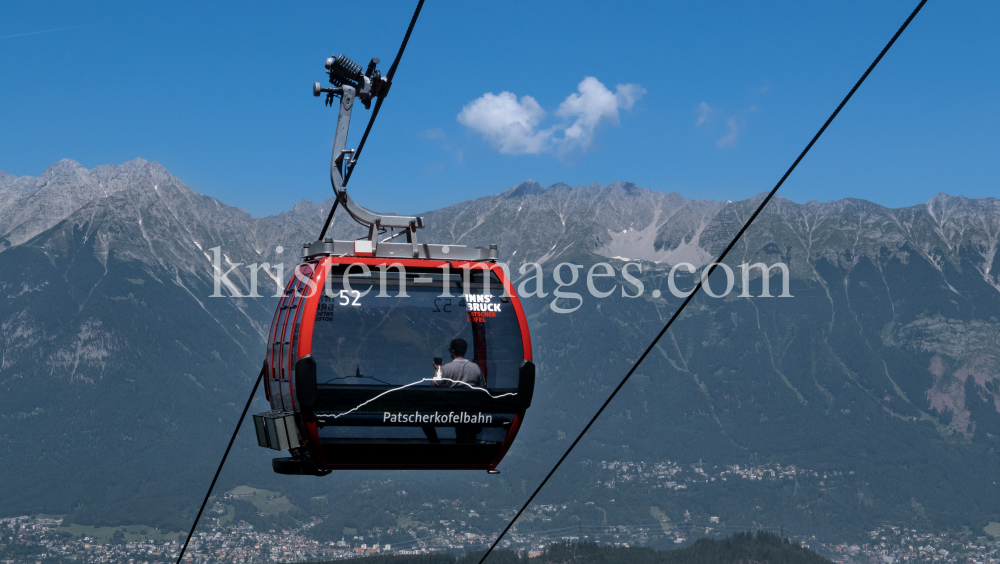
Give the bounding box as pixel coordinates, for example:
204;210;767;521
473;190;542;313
254;243;534;475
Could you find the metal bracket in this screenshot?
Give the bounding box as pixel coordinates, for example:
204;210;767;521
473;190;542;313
323;84;425;250
335;149;356;172
310;52;498;262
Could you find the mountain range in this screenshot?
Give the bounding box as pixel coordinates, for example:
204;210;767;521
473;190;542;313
2;158;1000;543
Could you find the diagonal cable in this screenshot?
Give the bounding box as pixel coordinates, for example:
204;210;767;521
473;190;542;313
178;5;427;558
477;1;927;562
344;0;424;186
174;368;265;564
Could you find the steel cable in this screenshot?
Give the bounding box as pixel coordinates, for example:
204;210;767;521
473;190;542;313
477;2;927;562
344;0;425;186
175;368;265;564
178;4;427;560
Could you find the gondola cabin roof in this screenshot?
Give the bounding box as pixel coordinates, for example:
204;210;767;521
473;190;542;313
300;238;500;262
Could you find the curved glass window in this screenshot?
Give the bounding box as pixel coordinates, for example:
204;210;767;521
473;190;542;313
310;265;524;390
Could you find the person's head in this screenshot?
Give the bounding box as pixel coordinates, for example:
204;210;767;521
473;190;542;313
449;338;469;358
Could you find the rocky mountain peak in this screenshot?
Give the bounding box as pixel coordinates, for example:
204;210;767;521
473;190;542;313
605;180;643;194
502;179;545;199
40;158;89;178
288;198;329;215
6;158;1000;291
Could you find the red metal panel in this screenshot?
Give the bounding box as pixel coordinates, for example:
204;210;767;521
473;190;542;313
268;276;298;410
276;298;292;410
282;262;318;412
294;258;328;358
292;259;328;466
488;412;525;471
491;262;532;362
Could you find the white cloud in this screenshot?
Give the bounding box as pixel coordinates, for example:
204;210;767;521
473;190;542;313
696;102;712;126
716;117;740;147
457;77;644;156
555;77;646;153
420;127;447;139
457;91;550;155
615;83;645;111
697;102;749;148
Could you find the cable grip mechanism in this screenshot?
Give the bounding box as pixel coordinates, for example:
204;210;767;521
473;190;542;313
311;50;425;247
313;54;388;110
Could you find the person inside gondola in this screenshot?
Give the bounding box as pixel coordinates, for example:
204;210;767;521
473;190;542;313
432;338;484;389
423;338;484;444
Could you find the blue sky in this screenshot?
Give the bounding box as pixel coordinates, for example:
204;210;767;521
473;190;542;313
1;1;996;217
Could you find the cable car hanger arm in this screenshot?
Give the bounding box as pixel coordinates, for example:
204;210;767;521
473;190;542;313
317;80;425;237
304;1;497;262
309;56;495;263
